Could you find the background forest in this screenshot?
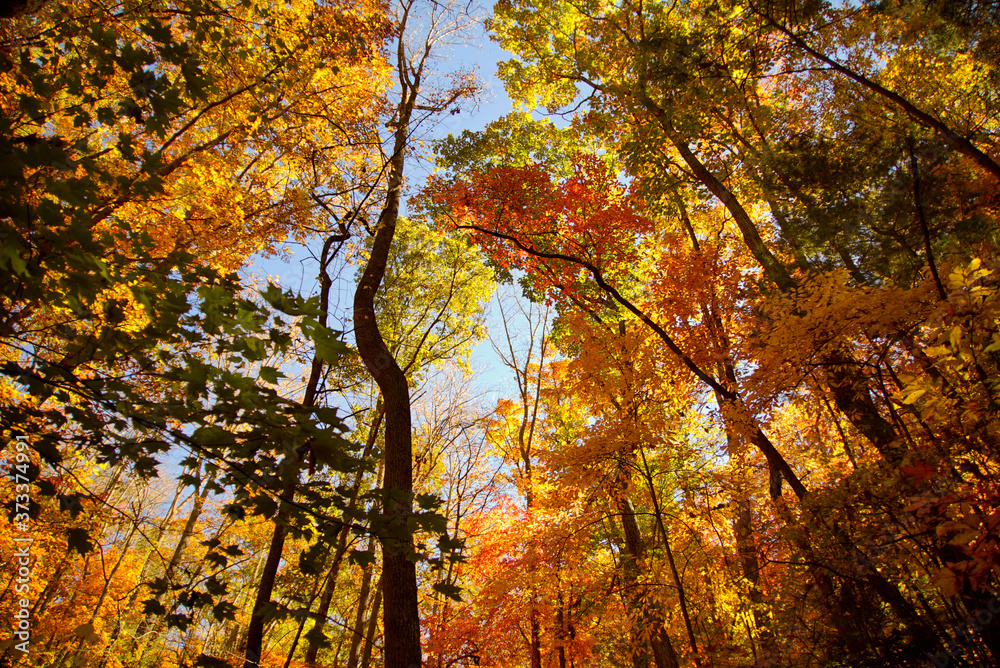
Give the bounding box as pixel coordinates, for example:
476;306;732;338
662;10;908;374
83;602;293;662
1;0;999;667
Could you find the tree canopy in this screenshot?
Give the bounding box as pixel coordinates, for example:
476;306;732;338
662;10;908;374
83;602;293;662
2;0;999;667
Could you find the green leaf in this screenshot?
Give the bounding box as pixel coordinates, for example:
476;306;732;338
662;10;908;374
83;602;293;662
205;577;229;596
66;528;95;555
349;548;377;568
313;332;350;364
58;493;85;518
258;365;283;384
211;601;238;622
142;599;167;616
195;654;232;668
35;479;57;496
204;552;228;569
416;493;442;510
432;581;463;602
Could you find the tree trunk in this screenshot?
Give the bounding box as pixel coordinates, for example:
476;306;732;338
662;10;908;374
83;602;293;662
614;496;651;668
305;406;384;666
245;227;342;668
732;503;776;660
529;607;543;668
243;481;294;668
120;473;188;658
636;447;701;667
555;589;568;668
352;69;421;668
346;536;379;668
825;351;905;465
638;96;793;293
361;576;383;668
616;495;681;668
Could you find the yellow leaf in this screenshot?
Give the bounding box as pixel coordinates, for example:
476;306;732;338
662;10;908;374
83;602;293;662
949;325;963;349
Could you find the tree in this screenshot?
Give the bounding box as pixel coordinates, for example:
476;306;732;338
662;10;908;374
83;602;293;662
423;0;1000;663
1;1;391;665
350;1;479;665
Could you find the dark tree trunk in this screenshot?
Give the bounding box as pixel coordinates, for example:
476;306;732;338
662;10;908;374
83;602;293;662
243;482;293;668
346;537;378;668
615;494;681;668
360;576;383;667
305;406;384;666
352;70;421;667
529;607;543;668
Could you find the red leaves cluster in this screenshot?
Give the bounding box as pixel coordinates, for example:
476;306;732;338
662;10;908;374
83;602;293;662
428;155;653;301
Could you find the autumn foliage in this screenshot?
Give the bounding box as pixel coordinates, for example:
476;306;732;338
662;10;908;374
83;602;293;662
3;0;1000;667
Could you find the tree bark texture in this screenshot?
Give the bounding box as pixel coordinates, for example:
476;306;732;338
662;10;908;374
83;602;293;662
352;72;421;666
